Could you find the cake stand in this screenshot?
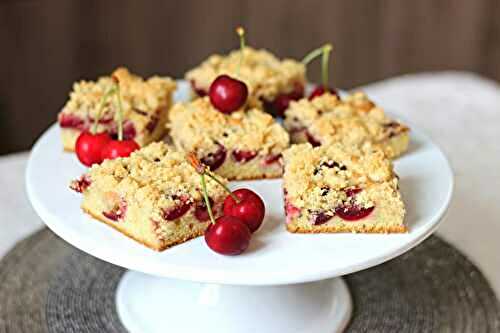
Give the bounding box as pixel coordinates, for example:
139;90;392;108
26;83;453;333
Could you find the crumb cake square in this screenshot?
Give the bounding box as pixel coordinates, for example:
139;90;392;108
283;92;410;158
168;97;289;180
186;47;306;115
58;67;176;151
282;143;406;233
70;142;227;251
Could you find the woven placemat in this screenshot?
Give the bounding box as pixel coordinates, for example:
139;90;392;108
0;229;499;333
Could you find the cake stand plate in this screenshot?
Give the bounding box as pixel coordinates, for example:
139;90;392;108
26;82;453;332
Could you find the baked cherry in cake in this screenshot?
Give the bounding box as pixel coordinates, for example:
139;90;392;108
168;97;289;180
70;142;228;251
284;92;410;159
282;143;406;233
58;67;176;152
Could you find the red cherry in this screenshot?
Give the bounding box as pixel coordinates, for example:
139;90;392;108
209;75;248;114
194;198;214;222
305;131;321;147
200;144;227;171
59;114;86;129
75;132;112;166
310;211;333;225
232;150;257;163
309;86;338;100
101;139;140;161
335;204;374;221
223;189;265;233
163;201;192;221
204;215;251;255
266;83;304;117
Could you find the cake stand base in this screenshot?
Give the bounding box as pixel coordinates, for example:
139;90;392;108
116;271;352;333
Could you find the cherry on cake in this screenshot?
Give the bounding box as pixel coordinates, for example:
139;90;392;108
70;142;227;251
58;67;176;152
168;97;289;180
283;92;410;158
185;47;306;116
282;143;406;233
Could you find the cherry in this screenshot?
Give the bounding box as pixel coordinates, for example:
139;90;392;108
70;175;92;193
59;114;86;129
335;204;374;221
201;144;227;171
204;215;251;255
194;198;214;222
232;150;257;163
223;189;265;233
190;80;207;97
75;132;112;166
265;83;304;117
209;75;248;114
101;139;139;160
109;121;137;140
262;153;282;165
305;131;321;147
102;199;127;221
309;86;338;100
163;200;192;221
310;212;333;225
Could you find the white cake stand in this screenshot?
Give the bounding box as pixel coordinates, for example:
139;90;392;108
26;83;453;333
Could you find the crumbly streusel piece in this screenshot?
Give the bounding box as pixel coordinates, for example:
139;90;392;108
168;97;290;180
283;92;410;158
70;142;227;251
186;47;306;115
59;67;176;151
282;143;406;233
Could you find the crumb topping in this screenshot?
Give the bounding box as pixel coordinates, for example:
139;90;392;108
79;142;227;215
168;97;290;155
283;143;399;211
284;92;409;146
186;47;306;102
61;67;176;120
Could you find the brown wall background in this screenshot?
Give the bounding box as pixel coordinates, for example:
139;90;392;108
1;0;499;155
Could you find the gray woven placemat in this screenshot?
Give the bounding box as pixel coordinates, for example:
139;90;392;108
0;229;499;333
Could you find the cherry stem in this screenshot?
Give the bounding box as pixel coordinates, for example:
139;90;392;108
112;75;124;141
187;152;240;203
301;43;333;87
200;173;216;225
236;26;245;76
321;44;333;88
205;170;240;203
92;87;115;134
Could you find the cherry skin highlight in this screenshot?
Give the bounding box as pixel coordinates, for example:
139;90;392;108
205;215;252;255
75;132;112;166
209;75;248;114
223;189;265;233
101;140;140;161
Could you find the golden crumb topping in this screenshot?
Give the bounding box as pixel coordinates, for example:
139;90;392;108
62;67;176;120
283;143;398;210
186;47;305;102
83;142;227;209
284;92;409;149
168;97;290;155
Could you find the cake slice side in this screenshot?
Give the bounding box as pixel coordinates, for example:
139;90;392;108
282;143;406;234
71;142;227;251
59;67;176;152
168;97;289;180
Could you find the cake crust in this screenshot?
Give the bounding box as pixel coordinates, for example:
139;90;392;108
284;92;410;158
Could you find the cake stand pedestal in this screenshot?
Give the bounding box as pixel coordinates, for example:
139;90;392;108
116;271;352;333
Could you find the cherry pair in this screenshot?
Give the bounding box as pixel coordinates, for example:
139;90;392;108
189;154;265;256
75;76;139;167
